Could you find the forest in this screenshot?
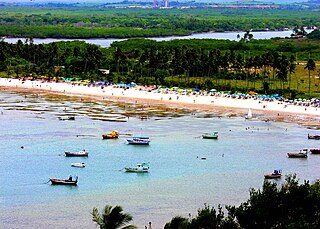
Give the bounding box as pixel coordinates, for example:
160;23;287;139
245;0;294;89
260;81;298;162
0;7;319;38
0;34;319;98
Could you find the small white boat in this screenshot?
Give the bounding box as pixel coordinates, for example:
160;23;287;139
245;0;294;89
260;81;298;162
245;108;253;119
125;163;149;173
126;136;150;145
71;162;85;168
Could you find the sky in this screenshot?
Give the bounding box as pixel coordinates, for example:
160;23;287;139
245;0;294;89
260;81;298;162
0;0;309;3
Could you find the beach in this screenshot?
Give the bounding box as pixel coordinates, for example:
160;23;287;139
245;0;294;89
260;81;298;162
0;78;319;128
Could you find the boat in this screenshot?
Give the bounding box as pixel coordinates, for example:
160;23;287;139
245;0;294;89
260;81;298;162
49;176;78;185
264;169;282;179
310;148;320;154
126;136;150;145
58;116;75;121
245;108;253;119
287;149;308;158
65;150;88;157
71;162;85;168
102;130;119;139
308;134;320;140
125;163;149;173
202;132;218;139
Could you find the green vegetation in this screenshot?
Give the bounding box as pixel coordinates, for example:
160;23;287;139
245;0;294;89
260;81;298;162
164;175;320;229
307;30;320;39
0;37;319;98
92;205;136;229
0;7;319;38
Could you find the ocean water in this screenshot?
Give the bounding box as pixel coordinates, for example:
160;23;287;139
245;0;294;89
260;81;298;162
1;91;320;229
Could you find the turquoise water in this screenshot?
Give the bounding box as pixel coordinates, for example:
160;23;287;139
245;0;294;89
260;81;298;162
1;91;320;228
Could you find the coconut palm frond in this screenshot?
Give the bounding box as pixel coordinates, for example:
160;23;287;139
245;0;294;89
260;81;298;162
122;225;137;229
92;204;136;229
92;207;104;228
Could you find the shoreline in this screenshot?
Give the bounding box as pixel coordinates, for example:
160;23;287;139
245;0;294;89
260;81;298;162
0;78;319;128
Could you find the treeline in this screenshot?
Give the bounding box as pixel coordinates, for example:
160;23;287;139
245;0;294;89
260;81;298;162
0;37;319;98
0;7;319;38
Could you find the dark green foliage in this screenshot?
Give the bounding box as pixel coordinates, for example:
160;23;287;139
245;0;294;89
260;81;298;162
91;205;136;229
164;216;189;229
0;7;319;38
234;175;320;229
307;30;320;39
164;204;239;229
165;175;320;229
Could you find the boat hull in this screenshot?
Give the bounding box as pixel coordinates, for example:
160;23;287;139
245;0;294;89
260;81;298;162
102;135;118;139
102;131;119;139
308;134;320;140
264;174;282;179
65;151;88;157
126;140;150;145
49;178;78;185
287;153;307;158
125;168;149;173
71;163;85;168
310;149;320;154
202;135;218;139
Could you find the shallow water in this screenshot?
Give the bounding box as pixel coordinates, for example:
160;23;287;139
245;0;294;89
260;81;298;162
1;91;320;228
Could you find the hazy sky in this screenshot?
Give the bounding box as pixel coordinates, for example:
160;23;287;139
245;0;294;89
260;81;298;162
0;0;308;3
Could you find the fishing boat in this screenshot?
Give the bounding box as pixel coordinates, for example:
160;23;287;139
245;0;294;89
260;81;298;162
310;148;320;154
308;134;320;140
71;162;85;168
264;169;282;179
245;108;253;119
287;149;308;158
49;176;78;185
126;136;150;145
58;116;75;121
65;150;88;157
202;132;218;139
102;130;119;139
125;163;149;173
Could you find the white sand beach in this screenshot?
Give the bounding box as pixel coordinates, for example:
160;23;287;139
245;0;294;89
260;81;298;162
0;78;319;125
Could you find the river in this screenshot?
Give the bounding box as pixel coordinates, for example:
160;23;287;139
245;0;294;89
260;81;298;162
3;30;312;48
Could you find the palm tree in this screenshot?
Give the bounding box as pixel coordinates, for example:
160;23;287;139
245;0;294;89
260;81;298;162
288;54;296;90
92;205;137;229
305;57;316;96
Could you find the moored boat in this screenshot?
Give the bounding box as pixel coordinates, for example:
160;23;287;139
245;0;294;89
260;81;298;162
125;163;149;173
102;130;119;139
65;150;88;157
287;150;308;158
310;148;320;154
71;162;85;168
308;134;320;140
245;108;253;119
58;116;75;121
264;169;282;179
49;176;78;185
126;136;150;145
202;132;218;139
